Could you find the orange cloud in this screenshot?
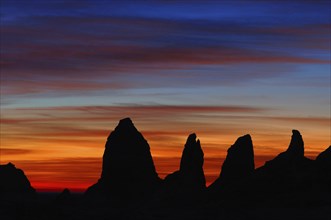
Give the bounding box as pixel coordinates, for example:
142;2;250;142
0;148;35;155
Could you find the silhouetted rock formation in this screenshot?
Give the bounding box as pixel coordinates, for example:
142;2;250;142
209;134;254;191
219;134;255;181
164;133;206;192
0;163;36;198
263;130;306;170
180;133;206;189
251;130;313;196
85;118;161;200
286;129;304;157
1;123;331;220
257;130;312;175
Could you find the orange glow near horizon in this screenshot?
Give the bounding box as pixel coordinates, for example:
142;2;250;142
1;106;330;192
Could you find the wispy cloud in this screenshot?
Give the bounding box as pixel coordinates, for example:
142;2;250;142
3;17;329;67
1;80;131;95
269;116;330;126
0;148;35;156
15;105;265;113
1;14;329;94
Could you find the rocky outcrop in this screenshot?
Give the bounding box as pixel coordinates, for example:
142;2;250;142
219;134;255;182
85;118;161;200
260;130;311;173
209;134;254;191
164;133;205;191
251;130;313;195
0;163;36;197
285;129;304;157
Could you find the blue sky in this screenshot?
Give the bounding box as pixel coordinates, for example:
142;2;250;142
1;0;329;125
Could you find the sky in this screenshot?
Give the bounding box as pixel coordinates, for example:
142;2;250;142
0;0;330;192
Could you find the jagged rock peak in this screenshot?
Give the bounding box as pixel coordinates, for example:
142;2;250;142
234;134;252;147
118;117;134;127
180;133;204;173
86;118;160;198
4;162;15;168
185;133;198;147
219;134;255;181
164;133;206;191
113;117;137;133
102;117;159;179
286;129;304;157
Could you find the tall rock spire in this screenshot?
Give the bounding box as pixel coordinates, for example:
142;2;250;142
285;130;304;158
86;118;161;199
180;133;206;189
164;133;206;192
209;134;255;191
263;130;305;170
219;134;255;181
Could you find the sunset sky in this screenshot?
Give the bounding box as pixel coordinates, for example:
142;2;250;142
0;0;330;192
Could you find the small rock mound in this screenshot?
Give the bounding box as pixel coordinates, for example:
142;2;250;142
56;188;71;203
0;163;36;197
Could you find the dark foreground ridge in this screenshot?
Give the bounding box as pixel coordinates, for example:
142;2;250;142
1;118;330;220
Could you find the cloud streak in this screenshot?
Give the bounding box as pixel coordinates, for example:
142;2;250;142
1;14;329;94
2;17;328;70
1;15;329;101
0;148;35;156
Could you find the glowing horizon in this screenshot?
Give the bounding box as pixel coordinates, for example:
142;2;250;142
1;116;329;192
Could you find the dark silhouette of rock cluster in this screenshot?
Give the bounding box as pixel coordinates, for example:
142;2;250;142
83;118;330;206
250;130;315;196
1;118;330;220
